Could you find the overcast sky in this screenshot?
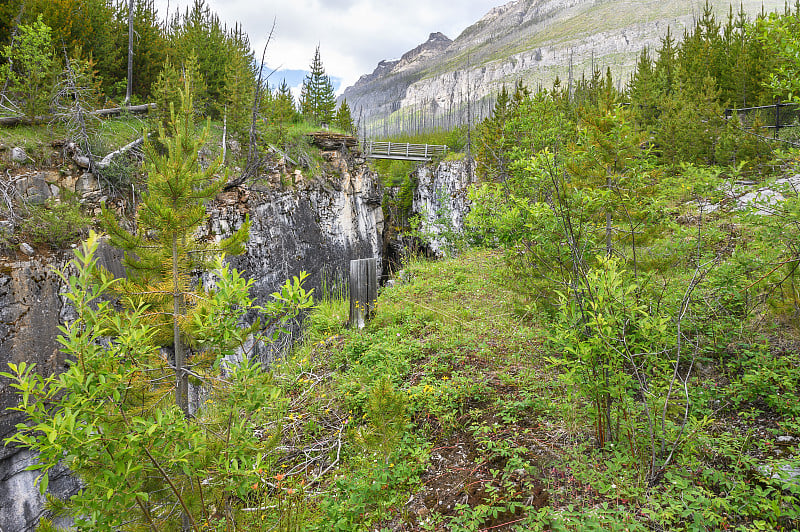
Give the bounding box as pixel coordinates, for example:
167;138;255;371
154;0;502;94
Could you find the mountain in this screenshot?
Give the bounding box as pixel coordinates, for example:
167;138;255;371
340;0;785;136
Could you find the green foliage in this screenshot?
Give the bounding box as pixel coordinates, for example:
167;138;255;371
0;15;57;119
102;82;249;415
2;233;313;529
168;0;254;119
20;196;90;249
333;98;355;134
21;0;118;95
300;46;336;126
150;54;207;130
757;4;800;103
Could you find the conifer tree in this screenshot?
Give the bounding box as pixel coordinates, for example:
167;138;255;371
299;45;336;125
476;84;513;181
222;24;255;140
628;47;659;128
274;78;297;123
334;98;355;133
102;80;249;415
151;53;207;129
654;27;677;96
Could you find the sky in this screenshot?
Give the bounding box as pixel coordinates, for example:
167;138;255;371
153;0;502;95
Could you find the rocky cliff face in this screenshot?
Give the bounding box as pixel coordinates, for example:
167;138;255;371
341;32;453;120
411;160;475;257
0;149;384;531
342;0;785;129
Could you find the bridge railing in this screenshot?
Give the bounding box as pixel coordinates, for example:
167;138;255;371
364;141;448;161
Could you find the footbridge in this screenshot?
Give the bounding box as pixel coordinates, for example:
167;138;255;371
363;140;448;162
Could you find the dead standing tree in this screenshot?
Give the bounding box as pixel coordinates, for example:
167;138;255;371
124;0;134;105
229;20;276;189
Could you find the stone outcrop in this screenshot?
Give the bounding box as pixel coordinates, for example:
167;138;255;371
411;159;475;257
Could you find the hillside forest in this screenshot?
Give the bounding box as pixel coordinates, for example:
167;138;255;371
1;0;800;530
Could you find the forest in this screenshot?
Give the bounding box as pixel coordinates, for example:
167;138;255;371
1;0;800;530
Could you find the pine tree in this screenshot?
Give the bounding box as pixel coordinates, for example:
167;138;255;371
654;27;677;96
274;78;297;123
628;47;660;128
102;81;249;415
476;84;512;180
222;24;254;140
299;45;336;125
151;53;207;129
334;98;355;133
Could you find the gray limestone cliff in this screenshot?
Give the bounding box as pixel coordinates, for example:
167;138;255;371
0;149;384;531
411;159;475;257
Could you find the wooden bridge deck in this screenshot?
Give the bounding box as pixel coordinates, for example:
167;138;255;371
364;141;448;161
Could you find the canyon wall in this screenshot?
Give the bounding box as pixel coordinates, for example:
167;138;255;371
0;149;385;531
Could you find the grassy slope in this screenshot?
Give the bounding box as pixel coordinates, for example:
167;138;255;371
255;146;800;528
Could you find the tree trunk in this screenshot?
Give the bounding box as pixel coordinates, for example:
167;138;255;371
172;233;188;416
125;0;134;105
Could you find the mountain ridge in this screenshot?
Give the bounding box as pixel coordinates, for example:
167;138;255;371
341;0;786;134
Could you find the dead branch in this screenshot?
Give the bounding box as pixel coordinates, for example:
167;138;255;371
230;20;276;189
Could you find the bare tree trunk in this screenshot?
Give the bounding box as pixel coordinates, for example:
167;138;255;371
222;105;227;164
125;0;134;105
172;233;188;417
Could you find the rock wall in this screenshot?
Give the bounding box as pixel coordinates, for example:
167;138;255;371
0;150;383;531
0;254;79;532
206;151;384;362
411;159;475;257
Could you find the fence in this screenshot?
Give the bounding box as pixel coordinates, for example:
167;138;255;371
724;102;800;139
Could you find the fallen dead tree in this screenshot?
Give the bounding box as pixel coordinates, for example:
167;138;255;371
0;103;155;127
71;136;144;170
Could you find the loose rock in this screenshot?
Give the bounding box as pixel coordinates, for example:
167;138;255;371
11;147;27;163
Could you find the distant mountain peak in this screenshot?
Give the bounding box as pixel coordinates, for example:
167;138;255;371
344;32;452;95
398;32;452;65
341;0;785;135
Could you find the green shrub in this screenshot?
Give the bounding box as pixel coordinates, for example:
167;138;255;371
20;197;90;248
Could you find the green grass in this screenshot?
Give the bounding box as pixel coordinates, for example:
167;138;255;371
238;145;800;529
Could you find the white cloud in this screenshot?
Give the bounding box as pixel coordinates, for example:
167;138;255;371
152;0;501;93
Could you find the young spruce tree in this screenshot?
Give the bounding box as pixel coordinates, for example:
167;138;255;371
299;45;336;125
102;80;249;416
